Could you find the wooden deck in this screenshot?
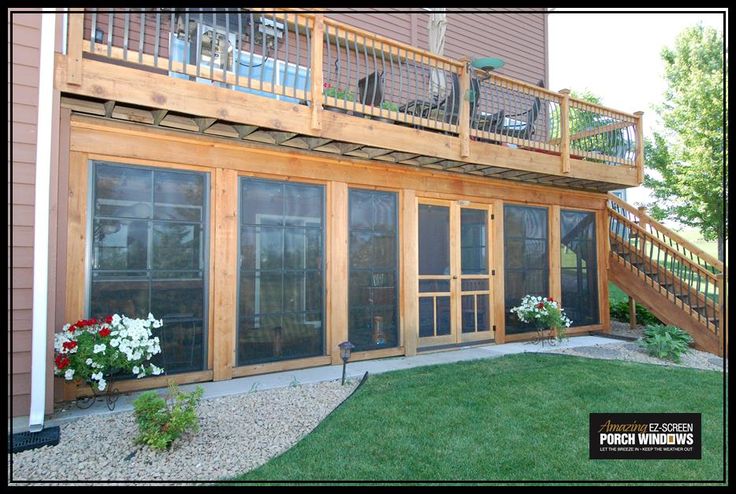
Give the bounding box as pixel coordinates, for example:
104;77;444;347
56;10;642;192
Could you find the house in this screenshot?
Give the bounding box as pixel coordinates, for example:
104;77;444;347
9;8;725;428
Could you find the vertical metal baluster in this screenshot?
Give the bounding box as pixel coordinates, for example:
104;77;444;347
225;11;231;85
271;13;278;96
123;9;129;61
260;13;267;92
343;29;351;112
235;11;241;89
379;40;386;118
399;49;407;124
324;22;332;95
283;12;289;97
304;17;310;99
209;11;216;81
333;25;341;104
361;34;369;113
352;31;360;113
411;51;419;127
107;10;113;57
154;12;160;67
247;13;254;88
196;10;203;79
91;10;98;53
183;10;189;74
704;277;710;329
166;10;172;73
138;10;145;64
295;14;301;99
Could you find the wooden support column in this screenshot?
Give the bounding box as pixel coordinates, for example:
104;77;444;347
716;272;727;356
549;205;562;302
329;181;349;365
634;111;645;184
559;89;571;174
628;296;637;329
492;200;506;344
597;209;611;332
310;15;325;131
66;13;84;85
212;168;238;381
458;60;471;158
402;189;419;355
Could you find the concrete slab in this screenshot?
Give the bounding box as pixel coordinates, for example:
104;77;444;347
10;334;622;433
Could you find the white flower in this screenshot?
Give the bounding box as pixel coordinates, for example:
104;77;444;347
91;371;103;381
85;358;93;365
133;366;140;374
150;365;163;376
64;368;75;380
93;344;106;354
110;338;120;348
97;379;106;391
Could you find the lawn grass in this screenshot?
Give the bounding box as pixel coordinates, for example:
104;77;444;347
234;354;724;483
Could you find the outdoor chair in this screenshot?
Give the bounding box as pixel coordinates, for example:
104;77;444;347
357;71;385;107
398;73;481;127
493;79;545;140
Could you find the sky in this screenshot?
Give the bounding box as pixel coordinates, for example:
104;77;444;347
547;8;727;208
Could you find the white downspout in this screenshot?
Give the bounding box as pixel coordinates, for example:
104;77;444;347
28;9;57;432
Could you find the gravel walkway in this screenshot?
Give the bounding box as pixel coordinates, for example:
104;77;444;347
549;340;725;372
9;379;359;485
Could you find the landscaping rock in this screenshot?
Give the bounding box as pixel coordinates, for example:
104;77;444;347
9;379;358;485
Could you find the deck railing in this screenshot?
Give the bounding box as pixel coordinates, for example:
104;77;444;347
607;193;724;337
66;8;644;181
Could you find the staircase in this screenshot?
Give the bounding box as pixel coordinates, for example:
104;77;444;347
606;193;726;356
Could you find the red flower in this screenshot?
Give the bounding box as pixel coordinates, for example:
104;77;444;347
99;328;111;337
323;82;332;89
536;302;545;309
62;341;77;351
55;355;70;370
68;324;77;333
105;315;113;324
548;297;554;302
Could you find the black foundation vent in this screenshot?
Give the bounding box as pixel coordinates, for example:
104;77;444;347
9;426;60;453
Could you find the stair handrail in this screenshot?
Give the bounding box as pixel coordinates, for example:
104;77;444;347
607;193;723;273
607;209;721;280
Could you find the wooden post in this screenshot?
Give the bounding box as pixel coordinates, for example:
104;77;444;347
716;272;727;356
309;15;325;131
402;189;419;356
329;182;349;365
634;111;645;184
492;200;506;344
628;295;637;329
67;12;85;85
549;205;562;302
559;89;571;174
212;168;238;381
458;59;471;158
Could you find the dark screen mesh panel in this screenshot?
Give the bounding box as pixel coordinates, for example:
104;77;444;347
89;162;209;375
237;178;325;365
348;189;399;352
504;205;549;333
561;210;599;326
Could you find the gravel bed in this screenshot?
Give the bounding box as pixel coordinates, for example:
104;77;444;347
549;340;725;372
9;378;359;485
608;320;645;340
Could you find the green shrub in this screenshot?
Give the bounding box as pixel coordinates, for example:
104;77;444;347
133;382;204;450
609;300;662;326
639;324;694;363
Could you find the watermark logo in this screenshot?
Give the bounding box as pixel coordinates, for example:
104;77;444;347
589;413;701;459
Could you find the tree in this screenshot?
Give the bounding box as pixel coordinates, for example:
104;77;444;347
644;24;727;261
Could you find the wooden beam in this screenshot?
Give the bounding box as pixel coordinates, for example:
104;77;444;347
549;120;633;145
66;13;84;85
212;168;238;381
559;89;571;174
402;189;419;355
549;205;562;303
329;181;349;365
65;152;88;325
492;199;506;344
310;14;324;131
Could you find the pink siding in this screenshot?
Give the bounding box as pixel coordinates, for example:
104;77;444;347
326;9;547;86
9;10;41;418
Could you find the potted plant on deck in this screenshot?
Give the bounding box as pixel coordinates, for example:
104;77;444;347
510;295;572;342
323;83;355;114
